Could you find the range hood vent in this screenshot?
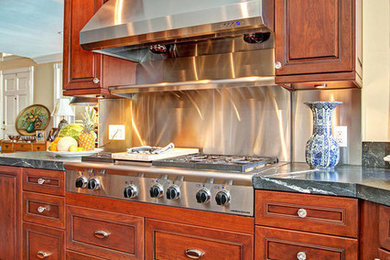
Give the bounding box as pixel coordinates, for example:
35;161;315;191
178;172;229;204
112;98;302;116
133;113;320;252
80;0;275;96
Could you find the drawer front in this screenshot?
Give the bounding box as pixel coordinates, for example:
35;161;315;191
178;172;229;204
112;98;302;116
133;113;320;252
23;222;64;260
379;248;390;260
33;144;46;151
1;142;14;152
146;219;253;260
255;226;358;260
66;250;106;260
15;143;32;151
23;192;65;229
379;205;390;251
255;190;358;237
67;206;144;259
23;168;65;196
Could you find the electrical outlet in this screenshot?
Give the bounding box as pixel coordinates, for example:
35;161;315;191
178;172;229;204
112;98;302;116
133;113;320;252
334;126;348;147
108;125;125;140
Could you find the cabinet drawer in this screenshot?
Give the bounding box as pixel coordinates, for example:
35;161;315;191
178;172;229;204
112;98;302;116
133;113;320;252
255;226;358;260
255;190;358;237
66;250;106;260
379;205;390;251
1;142;14;152
15;143;32;151
33;144;46;151
146;219;253;260
23;168;65;196
379;248;390;260
67;206;144;259
23;222;64;260
23;192;65;229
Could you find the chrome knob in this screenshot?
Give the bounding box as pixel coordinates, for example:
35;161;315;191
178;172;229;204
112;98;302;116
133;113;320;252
297;208;307;218
75;176;88;189
88;177;101;190
150;184;164;198
93;77;100;84
166;185;181;200
297;251;306;260
124;184;138;199
215;190;231;206
37;206;48;213
37;178;46;185
196;188;211;204
275;61;282;69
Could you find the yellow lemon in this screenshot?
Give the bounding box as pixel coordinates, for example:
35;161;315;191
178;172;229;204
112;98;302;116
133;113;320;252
69;145;78;152
77;147;84;152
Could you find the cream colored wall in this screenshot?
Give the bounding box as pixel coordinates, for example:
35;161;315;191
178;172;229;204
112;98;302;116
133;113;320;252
0;56;57;112
362;0;390;141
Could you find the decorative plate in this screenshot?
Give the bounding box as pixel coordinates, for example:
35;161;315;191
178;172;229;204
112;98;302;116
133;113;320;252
15;104;50;136
47;148;103;158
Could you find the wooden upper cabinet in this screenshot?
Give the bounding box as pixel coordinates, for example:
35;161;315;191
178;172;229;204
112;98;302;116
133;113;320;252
63;0;136;96
275;0;362;88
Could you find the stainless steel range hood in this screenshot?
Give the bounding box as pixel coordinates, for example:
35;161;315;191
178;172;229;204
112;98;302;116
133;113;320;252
80;0;276;96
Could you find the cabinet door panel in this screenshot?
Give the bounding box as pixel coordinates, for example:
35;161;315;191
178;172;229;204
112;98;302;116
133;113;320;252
275;0;353;75
379;205;390;251
0;167;22;260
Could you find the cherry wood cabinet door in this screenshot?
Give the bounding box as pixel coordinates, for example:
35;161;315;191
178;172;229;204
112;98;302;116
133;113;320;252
146;219;253;260
255;226;358;260
275;0;354;76
379;205;390;251
0;166;22;260
63;0;102;90
379;248;390;260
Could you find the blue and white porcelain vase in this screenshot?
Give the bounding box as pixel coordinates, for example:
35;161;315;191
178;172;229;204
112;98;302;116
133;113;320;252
305;101;342;169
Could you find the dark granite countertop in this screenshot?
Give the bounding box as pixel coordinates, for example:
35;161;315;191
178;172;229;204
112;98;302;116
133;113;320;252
0;152;81;171
253;163;390;207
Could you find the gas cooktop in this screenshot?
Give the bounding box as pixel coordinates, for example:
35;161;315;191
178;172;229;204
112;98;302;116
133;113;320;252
152;154;278;172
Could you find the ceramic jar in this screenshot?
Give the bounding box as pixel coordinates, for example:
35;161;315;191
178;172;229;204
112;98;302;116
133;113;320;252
305;101;342;169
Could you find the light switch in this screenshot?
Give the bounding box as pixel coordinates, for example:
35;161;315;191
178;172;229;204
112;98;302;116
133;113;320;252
334;126;348;147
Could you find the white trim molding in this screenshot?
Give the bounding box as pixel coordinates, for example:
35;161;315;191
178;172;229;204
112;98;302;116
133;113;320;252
32;53;63;64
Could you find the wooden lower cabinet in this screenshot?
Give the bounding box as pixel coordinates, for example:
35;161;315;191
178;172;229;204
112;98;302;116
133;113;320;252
379;205;390;251
66;205;144;259
0;166;22;260
23;222;64;260
146;219;253;260
379;248;390;260
255;226;358;260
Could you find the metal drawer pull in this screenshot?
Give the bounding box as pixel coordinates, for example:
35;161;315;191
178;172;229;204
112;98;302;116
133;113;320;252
37;178;46;185
37;206;49;213
297;208;307;218
37;250;51;259
185;249;205;259
94;230;111;239
297;251;306;260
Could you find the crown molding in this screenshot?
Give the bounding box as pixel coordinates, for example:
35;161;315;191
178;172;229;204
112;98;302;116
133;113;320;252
32;53;63;64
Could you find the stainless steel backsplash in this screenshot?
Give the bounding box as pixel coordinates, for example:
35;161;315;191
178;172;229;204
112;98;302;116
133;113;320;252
99;87;361;165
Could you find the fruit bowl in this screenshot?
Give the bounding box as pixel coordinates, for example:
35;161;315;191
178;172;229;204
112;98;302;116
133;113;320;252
46;148;103;158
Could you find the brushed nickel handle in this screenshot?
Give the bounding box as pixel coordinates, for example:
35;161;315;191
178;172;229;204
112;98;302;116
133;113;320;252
185;249;205;259
297;251;306;260
37;178;46;184
94;230;111;239
275;61;282;69
37;206;49;213
93;78;100;84
37;250;51;259
297;208;307;218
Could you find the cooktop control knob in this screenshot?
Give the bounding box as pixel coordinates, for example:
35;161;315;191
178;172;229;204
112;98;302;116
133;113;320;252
150;184;164;198
88;177;101;190
75;176;88;189
166;185;181;200
196;188;211;204
124;185;138;199
215;190;231;206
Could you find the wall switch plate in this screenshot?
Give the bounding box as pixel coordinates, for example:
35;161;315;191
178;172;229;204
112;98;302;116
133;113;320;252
334;126;348;147
108;125;125;140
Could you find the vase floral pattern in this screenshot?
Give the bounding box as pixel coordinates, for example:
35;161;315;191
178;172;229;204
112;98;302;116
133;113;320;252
305;101;342;169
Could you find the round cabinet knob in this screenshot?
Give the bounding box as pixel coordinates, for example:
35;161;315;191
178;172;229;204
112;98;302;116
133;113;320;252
150;184;164;198
75;176;88;189
196;188;211;204
88;178;101;190
93;77;100;84
215;190;231;206
297;208;307;218
297;251;306;260
166;185;181;200
275;61;282;69
124;184;138;199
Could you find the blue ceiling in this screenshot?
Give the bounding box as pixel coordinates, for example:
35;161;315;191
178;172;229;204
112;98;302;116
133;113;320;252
0;0;64;59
